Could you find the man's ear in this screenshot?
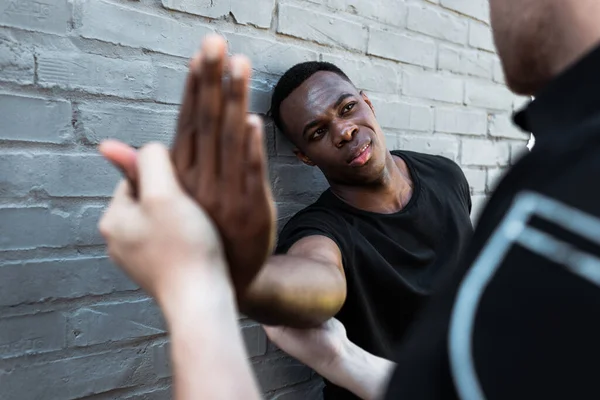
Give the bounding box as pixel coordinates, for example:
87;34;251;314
361;91;375;115
293;148;316;166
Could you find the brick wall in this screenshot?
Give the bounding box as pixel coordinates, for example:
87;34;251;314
0;0;529;398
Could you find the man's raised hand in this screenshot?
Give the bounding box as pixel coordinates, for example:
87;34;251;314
172;35;277;296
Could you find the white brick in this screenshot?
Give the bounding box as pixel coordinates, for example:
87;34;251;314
462;168;486;193
398;135;459;161
0;94;72;143
435;107;487;136
0;38;34;84
510;141;529;165
226;33;318;76
0;0;70;34
38;52;154;100
384;133;398;150
278;4;368;51
370;98;433;132
402;70;463;104
487;167;508;193
307;0;407;27
162;0;275;28
469;21;495;52
438;45;494;79
440;0;489;23
79;103;178;147
78;0;213;58
465;81;514;110
513;95;532;112
461;139;510;166
493;58;505;83
407;5;468;45
321;54;399;94
489;114;529;140
368;29;436;68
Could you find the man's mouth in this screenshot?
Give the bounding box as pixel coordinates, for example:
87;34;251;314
348;142;372;167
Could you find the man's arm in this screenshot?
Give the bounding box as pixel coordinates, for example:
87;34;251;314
239;235;347;328
264;318;395;400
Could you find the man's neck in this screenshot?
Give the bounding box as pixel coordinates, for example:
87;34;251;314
329;153;413;214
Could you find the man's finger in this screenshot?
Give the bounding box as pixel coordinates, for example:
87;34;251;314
195;35;227;195
137;142;182;200
172;54;200;176
221;55;252;195
244;115;268;196
99;139;139;196
99;180;135;239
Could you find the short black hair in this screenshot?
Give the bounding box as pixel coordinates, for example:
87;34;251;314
269;61;352;135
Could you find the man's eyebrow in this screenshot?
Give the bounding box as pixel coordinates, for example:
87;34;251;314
302;93;355;138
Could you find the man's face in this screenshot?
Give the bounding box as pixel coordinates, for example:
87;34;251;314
490;0;558;95
279;72;388;185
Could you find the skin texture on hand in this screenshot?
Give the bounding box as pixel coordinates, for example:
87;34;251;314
171;36;277;296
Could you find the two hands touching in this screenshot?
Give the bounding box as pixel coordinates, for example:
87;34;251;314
98;35;362;399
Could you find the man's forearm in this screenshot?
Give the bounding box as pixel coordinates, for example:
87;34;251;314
331;340;396;400
238;254;346;328
163;273;261;400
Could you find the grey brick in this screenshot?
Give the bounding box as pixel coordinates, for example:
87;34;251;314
0;38;34;84
0;347;160;400
461;139;510;166
438;45;494;79
489;114;528;140
321;54;399;94
0;257;137;307
276;202;308;234
0;0;70;35
254;356;312;392
76;205;106;246
227;33;318;76
370;98;433;132
435;107;487;136
0;153;120;197
79;102;177;147
493;58;505;83
78;0;213;58
0;207;72;251
154;64;187;105
269;380;325;400
462;168;486;194
242;322;267;358
162;0;276;29
152;342;171;379
368;29;436;68
398;135;459;162
407;5;468;45
0;312;66;358
69;299;165;347
487;167;507;193
38;51;155;99
124;387;171;400
402;70;463;104
306;0;406;27
0;94;72;143
465;81;514;110
271;163;329;205
440;0;489;23
277;3;368;52
469;21;495;52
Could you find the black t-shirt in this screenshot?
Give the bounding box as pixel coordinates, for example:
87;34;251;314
276;150;473;400
384;45;600;400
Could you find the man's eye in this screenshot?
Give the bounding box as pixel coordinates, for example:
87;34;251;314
311;128;326;140
342;102;356;114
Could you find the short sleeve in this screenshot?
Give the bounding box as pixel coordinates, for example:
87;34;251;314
275;206;351;260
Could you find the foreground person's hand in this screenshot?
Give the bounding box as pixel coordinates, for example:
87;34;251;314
99;142;228;307
172;35;277;297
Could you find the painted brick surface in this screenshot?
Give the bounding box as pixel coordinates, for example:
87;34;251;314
0;0;528;398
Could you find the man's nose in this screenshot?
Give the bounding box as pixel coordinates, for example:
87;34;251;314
333;122;358;148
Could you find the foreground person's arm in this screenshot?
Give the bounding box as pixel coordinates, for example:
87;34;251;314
99;143;261;400
265;319;395;400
